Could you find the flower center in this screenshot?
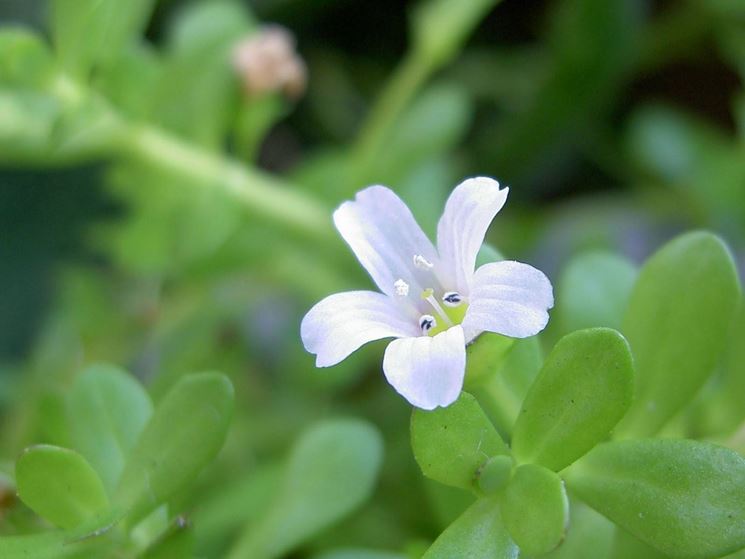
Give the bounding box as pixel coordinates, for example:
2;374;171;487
394;255;468;336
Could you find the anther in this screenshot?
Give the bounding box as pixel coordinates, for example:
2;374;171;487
413;254;434;270
442;292;464;307
393;279;410;297
419;314;437;333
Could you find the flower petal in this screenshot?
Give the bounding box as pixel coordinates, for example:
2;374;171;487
301;291;419;367
437;177;509;293
333;186;438;299
382;326;466;410
462;260;554;342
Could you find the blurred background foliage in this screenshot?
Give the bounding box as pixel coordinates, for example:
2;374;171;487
0;0;744;556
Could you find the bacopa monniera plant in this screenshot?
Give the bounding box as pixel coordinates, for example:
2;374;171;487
300;178;745;559
2;0;745;557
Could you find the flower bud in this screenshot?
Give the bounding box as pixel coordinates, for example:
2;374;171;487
231;25;307;99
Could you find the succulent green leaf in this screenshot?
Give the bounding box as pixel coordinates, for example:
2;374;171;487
68;363;153;495
422;497;518;559
556;251;637;334
615;231;741;438
566;439;745;559
315;551;406;559
16;445;109;530
51;0;157;77
501;463;568;556
512;328;634;471
411;392;507;490
115;372;234;524
229;419;383;559
609;528;669;559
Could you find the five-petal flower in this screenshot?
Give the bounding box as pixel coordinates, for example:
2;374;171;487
301;177;554;409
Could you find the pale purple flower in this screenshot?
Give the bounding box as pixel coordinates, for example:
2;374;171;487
301;177;554;410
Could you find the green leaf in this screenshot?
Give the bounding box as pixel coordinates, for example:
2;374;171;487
477;455;513;495
142;518;194;559
411;392;507;491
0;532;97;559
472;337;543;438
314;550;406;559
609;528;669;559
16;445;109;530
229;419;383;559
51;0;157;77
566;439;745;559
538;500;615;559
115;372;234;524
512;328;634;471
0;27;54;88
422;497;518;559
464;333;515;387
556;251;637;334
501;463;568;556
68;363;153;495
615;232;741;438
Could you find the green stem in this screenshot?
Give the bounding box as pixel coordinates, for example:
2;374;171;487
123;124;332;240
50;74;334;241
352;51;432;181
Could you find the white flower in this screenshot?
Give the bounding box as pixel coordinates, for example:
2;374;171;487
300;177;554;410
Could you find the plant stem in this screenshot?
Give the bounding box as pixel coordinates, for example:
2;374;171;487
352;51;431;182
123;124;333;240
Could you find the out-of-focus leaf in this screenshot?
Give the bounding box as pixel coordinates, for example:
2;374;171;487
411;392;507;491
68;363;153;495
152;0;254;148
567;439;745;558
95;44;161;119
0;532;99;559
229;419;383;559
690;304;745;438
51;0;157;77
141;518;194;559
615;232;741;438
626;106;745;219
422;497;518;559
491;0;641;183
501;464;568;556
374;85;472;185
16;445;109;530
512;328;634;471
314;550;406;559
556;251;637;334
412;0;500;67
115;372;234;524
0;28;54;88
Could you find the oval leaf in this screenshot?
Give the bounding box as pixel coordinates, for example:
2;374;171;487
566;439;745;559
68;363;153;495
423;497;518;559
16;445;109;530
115;372;234;524
615;231;741;437
512;328;634;471
556;251;637;334
411;392;507;490
229;419;383;559
501;463;568;556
